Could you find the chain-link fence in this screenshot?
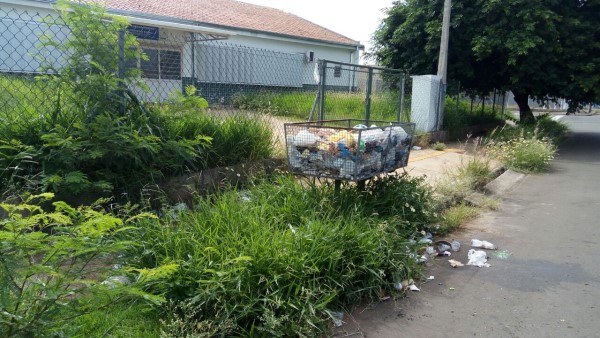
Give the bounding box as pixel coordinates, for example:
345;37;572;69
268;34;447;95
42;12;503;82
2;7;441;164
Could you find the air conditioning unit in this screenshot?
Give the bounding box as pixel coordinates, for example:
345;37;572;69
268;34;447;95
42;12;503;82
304;50;315;63
159;27;169;41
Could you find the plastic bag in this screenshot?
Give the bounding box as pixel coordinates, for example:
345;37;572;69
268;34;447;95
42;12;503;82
467;249;490;267
294;130;318;147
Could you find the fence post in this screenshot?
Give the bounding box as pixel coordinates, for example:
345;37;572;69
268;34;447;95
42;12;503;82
318;60;327;124
470;96;474;113
398;72;406;122
117;28;126;115
365;67;373;125
501;92;506;118
492;89;497;115
456;81;461;114
481;96;485;116
190;32;196;88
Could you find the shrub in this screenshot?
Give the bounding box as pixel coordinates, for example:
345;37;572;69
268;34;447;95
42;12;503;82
486;114;569;146
533;115;569;145
336;173;436;230
0;3;274;200
437;204;479;234
130;174;430;336
434;156;493;208
432;142;446;151
0;194;173;338
157;109;274;169
487;137;556;173
456;157;494;190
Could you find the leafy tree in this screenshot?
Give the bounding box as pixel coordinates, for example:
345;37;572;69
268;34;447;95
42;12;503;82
372;0;600;122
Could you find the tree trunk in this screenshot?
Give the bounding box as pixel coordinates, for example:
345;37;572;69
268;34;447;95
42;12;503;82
566;100;579;115
513;90;535;123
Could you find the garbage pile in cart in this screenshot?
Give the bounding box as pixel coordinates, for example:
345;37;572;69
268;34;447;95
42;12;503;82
284;120;415;181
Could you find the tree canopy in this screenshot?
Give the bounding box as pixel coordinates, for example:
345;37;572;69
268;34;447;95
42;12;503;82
371;0;600;121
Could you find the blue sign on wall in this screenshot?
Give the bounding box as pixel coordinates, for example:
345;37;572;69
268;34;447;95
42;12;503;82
128;24;159;40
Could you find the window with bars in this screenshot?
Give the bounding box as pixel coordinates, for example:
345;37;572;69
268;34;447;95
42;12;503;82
334;65;342;78
138;48;181;80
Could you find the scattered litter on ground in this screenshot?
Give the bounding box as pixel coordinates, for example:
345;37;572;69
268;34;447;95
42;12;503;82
451;240;461;252
380;296;391;301
239;191;252;202
435;240;452;253
442;250;451;256
418;238;433;244
425;246;437;256
449;287;455;291
448;259;464;268
413;146;422;150
424;232;433;240
471;239;496;250
326;310;345;327
396;279;421;292
493;250;512;260
467;249;490;267
427;276;435;281
101;275;130;289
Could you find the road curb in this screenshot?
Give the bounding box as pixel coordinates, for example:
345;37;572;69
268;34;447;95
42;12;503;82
483;169;526;196
465;169;526;207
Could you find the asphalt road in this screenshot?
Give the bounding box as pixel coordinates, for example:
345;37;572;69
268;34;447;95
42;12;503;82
338;115;600;338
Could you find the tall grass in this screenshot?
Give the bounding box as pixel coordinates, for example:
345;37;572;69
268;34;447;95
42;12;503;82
158;110;274;169
0;75;56;144
232;91;402;122
486;114;569;146
0;76;275;200
484;115;565;173
131;173;433;336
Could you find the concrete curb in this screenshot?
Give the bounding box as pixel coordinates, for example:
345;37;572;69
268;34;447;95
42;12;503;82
465;169;526;207
483;169;526;196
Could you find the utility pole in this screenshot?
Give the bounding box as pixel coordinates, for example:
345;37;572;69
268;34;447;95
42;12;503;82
437;0;451;84
436;0;451;130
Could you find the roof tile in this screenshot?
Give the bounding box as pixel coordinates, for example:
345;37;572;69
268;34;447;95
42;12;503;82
96;0;359;46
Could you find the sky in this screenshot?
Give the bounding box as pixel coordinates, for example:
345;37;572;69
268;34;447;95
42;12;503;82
239;0;395;60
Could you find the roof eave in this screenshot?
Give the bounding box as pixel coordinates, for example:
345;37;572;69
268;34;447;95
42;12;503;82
106;8;364;50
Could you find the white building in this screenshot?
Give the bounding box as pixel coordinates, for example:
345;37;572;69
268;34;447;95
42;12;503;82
0;0;364;101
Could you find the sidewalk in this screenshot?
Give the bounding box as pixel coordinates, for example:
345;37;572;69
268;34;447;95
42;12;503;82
403;146;474;182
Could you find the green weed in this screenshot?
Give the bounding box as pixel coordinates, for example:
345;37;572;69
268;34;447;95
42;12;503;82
432;142;446;151
130;174;430;336
434;156;494;208
437;204;479;234
487;137;556;173
232;91;402;121
0;194;172;338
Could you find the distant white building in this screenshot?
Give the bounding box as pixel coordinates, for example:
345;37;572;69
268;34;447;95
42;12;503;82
1;0;364;101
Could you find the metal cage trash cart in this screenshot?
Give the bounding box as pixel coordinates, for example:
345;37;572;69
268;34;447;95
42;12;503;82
284;119;415;182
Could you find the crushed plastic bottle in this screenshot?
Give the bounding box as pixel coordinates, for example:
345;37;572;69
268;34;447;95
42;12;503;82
451;240;461;252
471;239;496;250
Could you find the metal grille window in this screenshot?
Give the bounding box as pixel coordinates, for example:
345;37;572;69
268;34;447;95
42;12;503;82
139;48;181;80
334;65;342;78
